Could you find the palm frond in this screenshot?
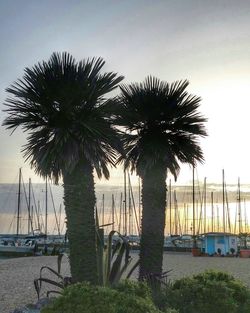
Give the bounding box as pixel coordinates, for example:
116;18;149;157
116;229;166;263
2;52;124;182
116;76;207;179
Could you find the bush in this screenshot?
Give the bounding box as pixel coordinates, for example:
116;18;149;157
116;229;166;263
161;270;250;313
41;280;163;313
115;279;152;299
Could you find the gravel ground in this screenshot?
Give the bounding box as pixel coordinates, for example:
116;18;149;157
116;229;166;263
1;252;250;313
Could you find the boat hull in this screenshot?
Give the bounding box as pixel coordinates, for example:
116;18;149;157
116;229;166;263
0;245;35;257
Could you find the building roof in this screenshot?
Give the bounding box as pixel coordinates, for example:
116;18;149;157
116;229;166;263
201;232;237;237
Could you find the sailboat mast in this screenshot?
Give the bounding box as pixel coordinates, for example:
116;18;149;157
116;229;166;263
102;194;105;226
112;194;115;231
174;190;178;235
45;176;48;237
192;166;195;239
184;203;187;234
211;192;214;232
238;177;242;234
128;173;132;235
222;169;226;233
128;174;140;236
192;165;199;248
138;178;141;232
28;178;31;234
58;203;62;234
16;168;22;237
225;183;231;233
119;192;122;233
204;177;207;234
169;179;172;235
217;205;220;231
49;182;60;236
124;168;127;235
244;199;247;233
27;177;34;235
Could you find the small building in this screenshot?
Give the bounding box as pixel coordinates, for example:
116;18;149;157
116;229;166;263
201;232;238;255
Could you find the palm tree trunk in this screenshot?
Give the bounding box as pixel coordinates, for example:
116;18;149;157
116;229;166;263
63;158;97;284
139;166;167;281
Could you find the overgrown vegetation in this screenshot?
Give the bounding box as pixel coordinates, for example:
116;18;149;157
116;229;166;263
39;269;250;313
157;270;250;313
41;280;169;313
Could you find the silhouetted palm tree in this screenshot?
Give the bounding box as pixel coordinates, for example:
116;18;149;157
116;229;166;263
117;76;207;281
2;52;124;284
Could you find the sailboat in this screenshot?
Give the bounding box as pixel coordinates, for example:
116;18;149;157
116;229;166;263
0;169;37;257
0;237;37;257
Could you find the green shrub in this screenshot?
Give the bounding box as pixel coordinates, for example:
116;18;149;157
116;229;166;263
41;281;163;313
161;270;250;313
115;279;152;299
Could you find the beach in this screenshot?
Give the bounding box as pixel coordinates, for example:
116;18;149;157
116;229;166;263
1;252;250;313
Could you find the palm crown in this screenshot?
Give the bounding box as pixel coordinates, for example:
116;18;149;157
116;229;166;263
3;52;124;182
117;76;207;179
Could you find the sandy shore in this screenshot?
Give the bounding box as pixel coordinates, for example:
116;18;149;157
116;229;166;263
1;252;250;313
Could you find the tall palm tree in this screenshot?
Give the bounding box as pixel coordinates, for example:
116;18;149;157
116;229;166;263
2;52;124;284
116;76;207;281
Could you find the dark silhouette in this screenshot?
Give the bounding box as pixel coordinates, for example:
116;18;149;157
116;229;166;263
116;76;207;281
2;52;124;284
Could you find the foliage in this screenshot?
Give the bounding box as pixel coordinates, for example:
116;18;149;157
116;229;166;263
96;228;139;286
34;228;139;299
116;76;207;178
3;52;124;182
34;253;72;299
2;52;124;284
116;76;207;281
96;209;139;286
115;279;152;299
160;270;250;313
142;270;173;307
41;281;164;313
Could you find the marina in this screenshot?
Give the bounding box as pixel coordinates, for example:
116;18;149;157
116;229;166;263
1;1;250;312
1;169;250;257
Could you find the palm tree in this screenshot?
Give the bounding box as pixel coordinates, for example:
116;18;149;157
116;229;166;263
116;76;207;281
2;52;124;284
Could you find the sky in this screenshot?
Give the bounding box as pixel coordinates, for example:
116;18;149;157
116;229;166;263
1;0;250;186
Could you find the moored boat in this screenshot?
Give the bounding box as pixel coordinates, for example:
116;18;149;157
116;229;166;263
0;238;37;257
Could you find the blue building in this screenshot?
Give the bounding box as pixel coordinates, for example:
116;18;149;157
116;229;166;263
202;232;238;255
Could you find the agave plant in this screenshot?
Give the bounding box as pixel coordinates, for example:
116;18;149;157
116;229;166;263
34;228;139;299
96;211;139;286
34;253;72;299
34;209;139;299
97;230;139;286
